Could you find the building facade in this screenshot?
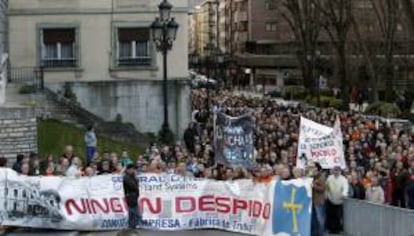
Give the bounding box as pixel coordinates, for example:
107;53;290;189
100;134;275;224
8;0;191;136
190;0;414;93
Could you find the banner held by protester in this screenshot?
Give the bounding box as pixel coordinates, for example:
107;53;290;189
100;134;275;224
0;169;313;235
214;111;255;169
297;117;346;169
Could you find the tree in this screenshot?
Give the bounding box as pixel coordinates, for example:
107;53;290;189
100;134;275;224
350;0;400;102
350;15;379;102
314;0;353;109
273;0;322;94
371;0;399;102
400;0;414;37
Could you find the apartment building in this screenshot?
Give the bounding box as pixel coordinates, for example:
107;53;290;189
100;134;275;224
190;0;414;91
8;0;191;136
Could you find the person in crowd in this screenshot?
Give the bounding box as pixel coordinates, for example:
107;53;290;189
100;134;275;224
20;163;30;176
365;176;385;204
66;157;82;177
29;153;40;176
56;157;70;176
311;162;326;236
120;151;133;167
280;166;291;180
84;166;96;177
326;166;348;234
123;164;141;230
405;174;414;209
62;145;75;164
349;172;366;200
0;156;7;167
12;154;25;173
391;161;409;207
85;125;97;164
183;122;197;153
99;160;112;175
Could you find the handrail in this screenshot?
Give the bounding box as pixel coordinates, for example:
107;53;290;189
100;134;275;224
344;198;414;236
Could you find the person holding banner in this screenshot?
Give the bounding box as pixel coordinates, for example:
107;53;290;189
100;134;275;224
310;162;326;236
123;164;142;230
326;166;348;234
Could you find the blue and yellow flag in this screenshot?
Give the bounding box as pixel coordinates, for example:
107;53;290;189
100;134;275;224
272;181;312;236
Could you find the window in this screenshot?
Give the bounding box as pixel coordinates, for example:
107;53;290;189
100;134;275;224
397;23;403;31
265;22;277;32
41;28;76;68
238;22;248;31
13;189;18;197
117;28;151;66
265;0;276;10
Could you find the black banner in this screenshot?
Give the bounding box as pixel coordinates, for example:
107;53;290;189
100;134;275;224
214;111;255;169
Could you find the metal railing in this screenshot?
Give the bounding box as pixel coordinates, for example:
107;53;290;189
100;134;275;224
344;198;414;236
8;67;44;90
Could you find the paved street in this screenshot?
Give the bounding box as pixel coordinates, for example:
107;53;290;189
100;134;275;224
5;229;245;236
4;229;342;236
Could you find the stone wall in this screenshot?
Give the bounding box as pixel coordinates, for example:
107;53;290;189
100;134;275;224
47;79;191;139
0;107;37;161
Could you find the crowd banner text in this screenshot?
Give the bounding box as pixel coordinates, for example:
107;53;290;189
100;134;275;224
214;111;255;169
0;169;312;236
297;117;346;169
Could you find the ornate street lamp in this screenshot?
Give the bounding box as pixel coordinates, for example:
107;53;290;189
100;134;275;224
151;0;179;144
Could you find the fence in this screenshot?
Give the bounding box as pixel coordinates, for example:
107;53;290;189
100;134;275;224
8;66;44;90
344;198;414;236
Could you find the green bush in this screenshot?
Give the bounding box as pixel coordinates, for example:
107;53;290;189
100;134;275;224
19;85;37;94
319;89;334;97
305;95;343;109
283;86;309;100
365;102;401;117
63;83;77;102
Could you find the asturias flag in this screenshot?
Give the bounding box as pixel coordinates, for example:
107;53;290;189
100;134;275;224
272;181;312;236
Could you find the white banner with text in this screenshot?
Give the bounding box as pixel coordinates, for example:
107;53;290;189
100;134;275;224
297;117;346;169
0;169;312;235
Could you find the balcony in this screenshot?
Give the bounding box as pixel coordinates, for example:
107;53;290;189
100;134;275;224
235;11;248;22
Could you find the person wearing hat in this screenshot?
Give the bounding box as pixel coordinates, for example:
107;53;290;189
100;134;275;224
326;165;348;234
123;164;141;229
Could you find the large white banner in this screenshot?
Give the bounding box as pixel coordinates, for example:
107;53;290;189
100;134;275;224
0;169;313;236
138;173;312;236
0;168;128;230
297;117;346;169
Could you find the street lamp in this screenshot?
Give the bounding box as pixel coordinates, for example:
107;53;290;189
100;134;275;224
151;0;179;144
315;50;321;107
204;43;214;117
204;43;214;78
217;53;224;87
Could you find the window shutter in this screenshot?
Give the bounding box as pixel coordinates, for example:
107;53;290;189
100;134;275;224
43;29;75;44
118;28;149;42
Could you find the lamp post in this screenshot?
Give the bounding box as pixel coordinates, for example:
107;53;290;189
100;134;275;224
151;0;179;144
315;50;321;107
217;53;224;88
204;43;214;117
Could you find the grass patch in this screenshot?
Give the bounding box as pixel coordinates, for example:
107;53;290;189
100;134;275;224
38;119;144;161
19;85;37;94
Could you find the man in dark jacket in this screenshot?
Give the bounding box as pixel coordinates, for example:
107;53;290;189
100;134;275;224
183;122;197;153
406;174;414;209
123;164;141;229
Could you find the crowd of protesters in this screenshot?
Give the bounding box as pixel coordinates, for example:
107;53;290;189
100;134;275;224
1;88;414;235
